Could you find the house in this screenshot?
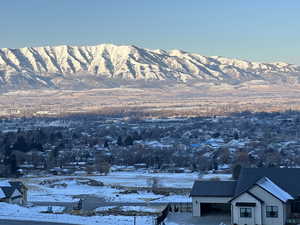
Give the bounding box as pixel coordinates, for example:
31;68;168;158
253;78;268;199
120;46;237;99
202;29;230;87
0;180;27;205
190;168;300;225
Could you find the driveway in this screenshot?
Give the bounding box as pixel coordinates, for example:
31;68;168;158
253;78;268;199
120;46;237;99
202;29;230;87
165;213;230;225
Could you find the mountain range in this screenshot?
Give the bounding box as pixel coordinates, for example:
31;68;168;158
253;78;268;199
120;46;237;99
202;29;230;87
0;43;299;91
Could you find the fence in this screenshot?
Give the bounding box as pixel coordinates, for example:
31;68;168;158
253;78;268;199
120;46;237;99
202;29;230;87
156;204;170;225
156;202;192;225
168;202;192;213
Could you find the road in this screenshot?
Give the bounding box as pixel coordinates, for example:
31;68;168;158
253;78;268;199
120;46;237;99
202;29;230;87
0;219;79;225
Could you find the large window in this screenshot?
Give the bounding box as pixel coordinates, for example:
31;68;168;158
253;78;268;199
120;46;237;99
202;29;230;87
266;206;278;218
240;208;252;217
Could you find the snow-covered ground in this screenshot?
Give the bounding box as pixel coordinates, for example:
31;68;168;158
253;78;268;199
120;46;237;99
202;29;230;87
1;171;232;225
0;203;155;225
26;171;231;203
29;206;65;213
152;194;190;203
89;171;201;188
95;206;117;211
120;206;161;213
201;173;232;181
27;179;190;203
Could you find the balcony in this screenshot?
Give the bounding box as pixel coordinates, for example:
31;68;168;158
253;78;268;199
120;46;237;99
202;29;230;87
287;213;300;225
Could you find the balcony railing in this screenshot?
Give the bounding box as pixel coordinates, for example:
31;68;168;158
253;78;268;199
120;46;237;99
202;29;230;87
287;216;300;225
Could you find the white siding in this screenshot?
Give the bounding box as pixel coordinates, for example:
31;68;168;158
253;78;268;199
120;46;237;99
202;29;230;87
192;198;201;216
192;196;231;217
249;185;285;225
231;192;262;225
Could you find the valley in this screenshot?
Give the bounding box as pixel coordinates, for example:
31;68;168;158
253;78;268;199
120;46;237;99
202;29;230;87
1;85;300;118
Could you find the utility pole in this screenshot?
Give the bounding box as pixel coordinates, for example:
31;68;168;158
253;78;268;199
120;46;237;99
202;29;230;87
133;215;136;225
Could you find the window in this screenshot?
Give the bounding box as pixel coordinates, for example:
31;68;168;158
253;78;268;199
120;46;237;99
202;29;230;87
266;206;278;218
240;208;252;217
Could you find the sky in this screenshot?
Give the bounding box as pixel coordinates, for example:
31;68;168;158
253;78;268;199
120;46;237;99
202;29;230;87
0;0;299;64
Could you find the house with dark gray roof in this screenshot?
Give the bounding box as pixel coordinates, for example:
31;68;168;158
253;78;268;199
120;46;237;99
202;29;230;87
190;168;300;225
0;180;27;205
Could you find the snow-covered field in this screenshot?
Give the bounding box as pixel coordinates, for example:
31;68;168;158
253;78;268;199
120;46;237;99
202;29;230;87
0;171;231;225
120;206;161;213
3;84;300;120
0;203;155;225
89;171;200;188
0;171;232;224
25;171;231;203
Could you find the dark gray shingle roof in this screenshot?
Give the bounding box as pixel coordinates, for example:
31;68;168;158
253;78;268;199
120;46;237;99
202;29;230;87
190;180;237;197
235;168;300;198
0;181;25;199
9;181;26;192
1;186;16;198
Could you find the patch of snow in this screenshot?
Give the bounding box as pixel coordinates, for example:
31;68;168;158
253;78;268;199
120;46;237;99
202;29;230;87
0;180;11;187
89;171;198;188
227;139;246;147
30;206;65;213
0;189;5;198
120;206;160;213
143;141;172;149
201;173;232;181
0;202;155;225
95;206;116;211
218;164;230;170
152;194;191;203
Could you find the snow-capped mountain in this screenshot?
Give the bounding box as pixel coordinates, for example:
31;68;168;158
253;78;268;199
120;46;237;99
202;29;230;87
0;43;299;91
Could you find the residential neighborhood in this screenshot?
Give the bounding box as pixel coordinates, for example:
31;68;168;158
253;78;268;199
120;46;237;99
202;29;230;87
2;110;300;179
1;111;300;224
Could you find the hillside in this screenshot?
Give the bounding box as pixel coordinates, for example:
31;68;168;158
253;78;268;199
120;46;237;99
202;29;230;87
0;44;299;91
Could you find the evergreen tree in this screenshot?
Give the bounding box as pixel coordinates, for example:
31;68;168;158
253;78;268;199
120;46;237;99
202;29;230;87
104;140;109;148
233;131;239;140
124;136;133;146
117;136;123;146
9;154;18;176
13;136;28;152
232;164;242;180
37;129;47;142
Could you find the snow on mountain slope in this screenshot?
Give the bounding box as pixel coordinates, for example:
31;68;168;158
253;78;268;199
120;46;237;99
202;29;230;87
0;43;299;91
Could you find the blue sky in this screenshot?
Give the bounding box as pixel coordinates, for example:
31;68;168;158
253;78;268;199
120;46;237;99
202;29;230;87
1;0;299;64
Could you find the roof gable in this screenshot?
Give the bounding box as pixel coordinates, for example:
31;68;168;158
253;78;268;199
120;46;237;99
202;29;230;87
9;181;26;192
11;189;22;198
0;186;21;198
230;191;264;203
256;177;293;203
235;168;300;198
